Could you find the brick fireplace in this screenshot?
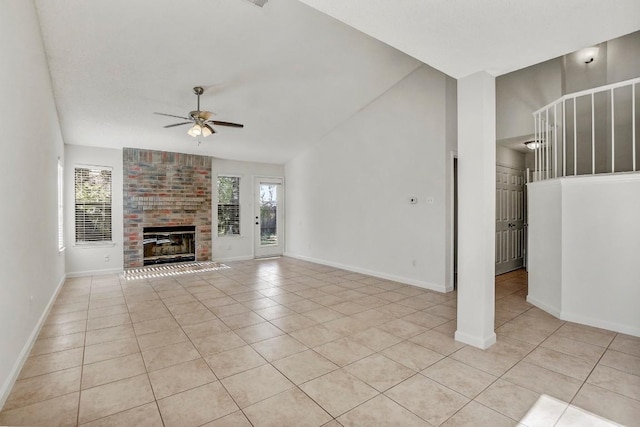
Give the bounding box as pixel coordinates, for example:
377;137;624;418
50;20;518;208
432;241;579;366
123;148;212;268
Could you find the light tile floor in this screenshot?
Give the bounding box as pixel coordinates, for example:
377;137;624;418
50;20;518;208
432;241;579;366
1;258;639;426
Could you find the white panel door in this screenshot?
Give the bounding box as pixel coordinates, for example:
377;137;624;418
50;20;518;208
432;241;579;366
254;177;284;258
495;165;525;275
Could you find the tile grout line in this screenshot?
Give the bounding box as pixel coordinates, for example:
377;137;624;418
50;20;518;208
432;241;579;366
74;276;96;426
123;275;168;427
5;265;635;426
551;333;619;427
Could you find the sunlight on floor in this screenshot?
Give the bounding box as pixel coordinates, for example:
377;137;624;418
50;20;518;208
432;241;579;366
123;261;230;280
521;394;622;426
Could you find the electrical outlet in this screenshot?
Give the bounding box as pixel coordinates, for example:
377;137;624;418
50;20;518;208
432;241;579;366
104;255;110;262
426;197;435;204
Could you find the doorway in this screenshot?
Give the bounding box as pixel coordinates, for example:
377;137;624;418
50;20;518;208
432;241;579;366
495;165;525;275
254;177;284;258
453;156;458;289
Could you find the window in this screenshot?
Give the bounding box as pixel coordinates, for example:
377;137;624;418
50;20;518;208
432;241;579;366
74;166;112;244
217;176;240;236
57;159;64;251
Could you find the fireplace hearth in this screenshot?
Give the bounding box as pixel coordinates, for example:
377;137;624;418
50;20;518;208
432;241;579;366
143;226;196;265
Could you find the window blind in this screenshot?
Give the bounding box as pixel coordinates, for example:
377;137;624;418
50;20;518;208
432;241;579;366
75;166;112;243
217;176;240;236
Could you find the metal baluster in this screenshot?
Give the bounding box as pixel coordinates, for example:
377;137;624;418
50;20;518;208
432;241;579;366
611;89;615;173
534;115;538;180
592;93;595;175
574;97;577;176
554;103;558;178
563;99;566;177
546;109;550;179
634;84;637;172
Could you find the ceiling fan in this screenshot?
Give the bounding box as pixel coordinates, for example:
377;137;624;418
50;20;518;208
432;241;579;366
154;86;243;138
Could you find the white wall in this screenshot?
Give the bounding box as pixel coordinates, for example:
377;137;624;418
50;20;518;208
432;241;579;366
526;180;563;317
212;158;284;262
285;65;456;291
606;30;640;84
0;0;66;406
496;58;563;141
527;174;640;336
496;146;526;170
561;174;640;335
64;145;124;276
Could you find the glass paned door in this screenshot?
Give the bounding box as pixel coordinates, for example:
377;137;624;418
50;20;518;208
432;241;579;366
260;183;278;246
254;177;284;258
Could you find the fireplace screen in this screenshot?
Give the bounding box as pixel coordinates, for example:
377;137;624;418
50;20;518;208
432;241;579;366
143;226;195;265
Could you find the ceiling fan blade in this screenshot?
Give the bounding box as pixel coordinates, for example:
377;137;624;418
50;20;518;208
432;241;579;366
163;122;192;128
154;112;191;121
210;120;244;128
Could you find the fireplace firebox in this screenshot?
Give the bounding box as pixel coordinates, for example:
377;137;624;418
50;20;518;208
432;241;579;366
143;226;196;265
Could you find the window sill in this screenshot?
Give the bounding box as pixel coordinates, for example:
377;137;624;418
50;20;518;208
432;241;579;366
217;235;243;239
74;242;116;248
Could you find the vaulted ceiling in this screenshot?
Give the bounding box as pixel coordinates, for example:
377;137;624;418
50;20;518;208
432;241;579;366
36;0;640;164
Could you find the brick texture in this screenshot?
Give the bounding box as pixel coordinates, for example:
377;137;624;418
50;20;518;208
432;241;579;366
123;148;212;268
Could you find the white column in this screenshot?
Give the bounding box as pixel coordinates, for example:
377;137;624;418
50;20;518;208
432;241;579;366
455;71;496;349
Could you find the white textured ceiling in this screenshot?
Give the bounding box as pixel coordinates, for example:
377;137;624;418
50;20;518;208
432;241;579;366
297;0;640;78
36;0;640;163
35;0;420;164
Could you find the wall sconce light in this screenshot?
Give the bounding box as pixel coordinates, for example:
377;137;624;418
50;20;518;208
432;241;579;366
580;47;600;64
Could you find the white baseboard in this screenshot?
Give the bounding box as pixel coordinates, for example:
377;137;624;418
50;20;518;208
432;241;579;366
560;310;640;338
526;295;561;318
65;267;123;278
284;252;447;293
0;273;67;409
527;295;639;338
454;330;497;349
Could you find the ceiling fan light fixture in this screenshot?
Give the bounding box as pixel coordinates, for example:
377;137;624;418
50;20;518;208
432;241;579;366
156;86;243;138
187;124;202;137
202;124;214;137
524;140;542;150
